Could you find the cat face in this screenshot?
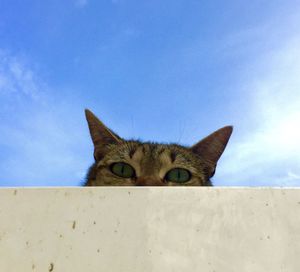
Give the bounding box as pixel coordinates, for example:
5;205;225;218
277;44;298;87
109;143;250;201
84;109;233;186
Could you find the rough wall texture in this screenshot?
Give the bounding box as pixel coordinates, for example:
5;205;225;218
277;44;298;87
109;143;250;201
0;187;299;272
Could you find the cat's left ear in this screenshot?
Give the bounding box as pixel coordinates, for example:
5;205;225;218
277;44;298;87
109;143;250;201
190;126;233;177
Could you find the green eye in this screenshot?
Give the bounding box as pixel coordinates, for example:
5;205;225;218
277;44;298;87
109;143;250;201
165;168;191;183
110;162;135;178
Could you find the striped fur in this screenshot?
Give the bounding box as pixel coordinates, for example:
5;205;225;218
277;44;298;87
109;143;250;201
84;109;233;186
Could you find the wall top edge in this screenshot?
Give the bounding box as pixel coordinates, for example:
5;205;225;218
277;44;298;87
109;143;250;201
0;186;300;190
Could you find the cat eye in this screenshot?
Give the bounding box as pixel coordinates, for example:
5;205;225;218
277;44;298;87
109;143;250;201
110;162;136;178
165;168;191;183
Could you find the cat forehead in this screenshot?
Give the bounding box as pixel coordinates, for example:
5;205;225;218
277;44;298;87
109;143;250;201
109;140;194;162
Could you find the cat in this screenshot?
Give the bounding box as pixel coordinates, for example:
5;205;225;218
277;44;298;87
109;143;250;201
84;109;233;186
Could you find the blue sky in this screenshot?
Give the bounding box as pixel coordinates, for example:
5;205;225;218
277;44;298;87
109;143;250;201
1;0;300;186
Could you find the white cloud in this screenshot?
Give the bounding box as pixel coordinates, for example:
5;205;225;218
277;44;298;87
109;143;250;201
75;0;88;8
0;51;90;186
216;37;300;186
0;51;43;100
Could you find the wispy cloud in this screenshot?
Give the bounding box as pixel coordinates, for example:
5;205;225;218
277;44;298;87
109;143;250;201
216;36;300;186
0;51;90;186
0;50;44;100
75;0;88;8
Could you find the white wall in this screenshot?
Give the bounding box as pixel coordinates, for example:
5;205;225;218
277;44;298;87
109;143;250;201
0;187;299;272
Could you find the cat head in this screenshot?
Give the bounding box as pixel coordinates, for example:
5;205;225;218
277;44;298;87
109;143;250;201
85;109;233;186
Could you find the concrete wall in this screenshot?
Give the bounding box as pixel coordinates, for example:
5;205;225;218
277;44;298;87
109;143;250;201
0;187;299;272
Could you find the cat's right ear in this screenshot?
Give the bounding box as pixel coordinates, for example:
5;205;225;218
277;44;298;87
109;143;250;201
190;126;233;177
85;109;122;161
